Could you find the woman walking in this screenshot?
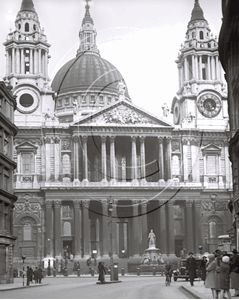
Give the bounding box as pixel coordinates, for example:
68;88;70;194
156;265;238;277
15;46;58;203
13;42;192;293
219;256;231;299
199;256;207;283
98;262;106;284
230;249;239;297
205;254;217;299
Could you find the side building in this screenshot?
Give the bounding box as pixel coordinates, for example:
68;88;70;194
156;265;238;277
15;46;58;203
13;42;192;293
219;0;239;250
0;81;18;283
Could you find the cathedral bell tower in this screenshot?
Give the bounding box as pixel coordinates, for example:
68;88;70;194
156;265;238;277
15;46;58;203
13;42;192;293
3;0;54;126
171;0;228;129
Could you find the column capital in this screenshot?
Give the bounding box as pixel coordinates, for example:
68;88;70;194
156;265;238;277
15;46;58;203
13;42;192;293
101;136;107;143
190;139;198;146
81;200;89;209
186;199;194;207
73;200;81;209
159;200;167;207
82;135;88;143
53;137;60;144
158;136;164;143
132;199;140;206
140;200;148;207
45;200;52;209
54;200;61;208
165;136;172;144
73;135;79;143
44;137;51;144
109;136;115;143
140;136;146;143
131;136;137;142
182;138;189;146
166;200;175;207
194;199;201;208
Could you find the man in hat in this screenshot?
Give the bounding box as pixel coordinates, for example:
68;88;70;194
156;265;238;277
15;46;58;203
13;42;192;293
230;249;239;297
186;252;197;286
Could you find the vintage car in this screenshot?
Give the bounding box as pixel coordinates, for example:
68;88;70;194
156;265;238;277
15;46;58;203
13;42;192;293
173;258;202;281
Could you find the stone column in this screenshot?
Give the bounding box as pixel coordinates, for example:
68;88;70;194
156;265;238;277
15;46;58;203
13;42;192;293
38;48;41;74
167;201;175;256
111;201;118;258
184;57;188;81
186;200;194;254
21;49;24;74
101;136;107;183
158;136;165;183
199;55;202;80
30;48;33;74
132;200;140;256
73;201;81;259
195;55;198;80
140;136;146;184
45;51;48;77
141;201;148;253
54;200;62;258
6;50;9;75
11;48;15;74
16;49;20;74
110;136;116;184
211;56;215;80
34;49;38;74
45;200;53;257
215;56;219;80
182;139;189;182
191;54;195;79
44;137;51;181
191;140;200;182
207;56;211;80
73;136;80;184
224;143;230;188
194;200;202;253
131;136;138;184
159;200;167;255
101;200;110;258
54;137;60;182
82;136;88;184
166;137;172;181
82;200;90;258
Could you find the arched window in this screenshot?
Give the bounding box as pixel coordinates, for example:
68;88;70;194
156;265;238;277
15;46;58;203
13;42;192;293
33;24;36;31
25;23;29;32
18;24;21;30
200;31;204;40
23;223;32;240
192;32;195;38
209;221;217;238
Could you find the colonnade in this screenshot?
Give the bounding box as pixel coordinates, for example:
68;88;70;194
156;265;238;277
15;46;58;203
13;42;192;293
43;198;201;259
71;135;172;184
6;47;48;77
179;53;224;88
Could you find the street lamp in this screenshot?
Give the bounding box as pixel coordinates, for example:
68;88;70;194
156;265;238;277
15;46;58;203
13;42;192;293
92;250;97;266
122;250;125;259
22;255;26;286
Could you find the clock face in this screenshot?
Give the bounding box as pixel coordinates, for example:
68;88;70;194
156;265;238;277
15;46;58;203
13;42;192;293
197;94;221;118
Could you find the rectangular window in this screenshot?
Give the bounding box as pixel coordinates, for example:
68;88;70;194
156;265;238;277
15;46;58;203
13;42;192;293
87;33;90;43
22;153;34;174
207;155;217;174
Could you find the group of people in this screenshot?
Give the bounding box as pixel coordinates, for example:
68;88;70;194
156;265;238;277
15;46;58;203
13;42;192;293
186;249;239;299
26;265;43;286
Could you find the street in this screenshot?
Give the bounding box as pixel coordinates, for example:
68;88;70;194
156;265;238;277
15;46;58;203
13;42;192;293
0;276;192;299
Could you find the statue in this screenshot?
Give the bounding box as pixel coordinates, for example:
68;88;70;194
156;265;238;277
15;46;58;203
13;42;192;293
73;99;78;115
161;103;169;117
117;80;126;100
148;229;156;248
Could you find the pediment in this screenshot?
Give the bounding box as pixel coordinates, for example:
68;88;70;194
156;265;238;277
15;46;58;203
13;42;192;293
201;143;222;155
15;141;38;154
71;100;173;127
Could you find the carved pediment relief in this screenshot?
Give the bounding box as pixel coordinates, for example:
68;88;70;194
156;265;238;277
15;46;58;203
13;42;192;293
72;101;172;127
15;141;38;154
201;143;222;156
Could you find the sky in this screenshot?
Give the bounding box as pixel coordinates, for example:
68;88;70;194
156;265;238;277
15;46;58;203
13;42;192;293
0;0;223;118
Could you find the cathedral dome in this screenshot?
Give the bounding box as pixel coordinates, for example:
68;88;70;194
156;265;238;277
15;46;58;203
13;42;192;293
51;53;130;99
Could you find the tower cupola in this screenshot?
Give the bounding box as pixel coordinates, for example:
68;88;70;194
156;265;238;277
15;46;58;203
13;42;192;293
77;0;99;56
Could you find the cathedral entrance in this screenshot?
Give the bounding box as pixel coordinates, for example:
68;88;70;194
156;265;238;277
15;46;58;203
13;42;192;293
62;241;73;258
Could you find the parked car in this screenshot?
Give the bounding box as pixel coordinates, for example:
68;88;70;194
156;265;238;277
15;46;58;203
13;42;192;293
173;258;202;281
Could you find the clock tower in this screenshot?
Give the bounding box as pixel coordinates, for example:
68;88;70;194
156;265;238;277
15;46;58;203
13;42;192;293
171;0;228;130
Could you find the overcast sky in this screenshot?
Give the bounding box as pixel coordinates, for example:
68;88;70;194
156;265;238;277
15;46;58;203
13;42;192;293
0;0;223;118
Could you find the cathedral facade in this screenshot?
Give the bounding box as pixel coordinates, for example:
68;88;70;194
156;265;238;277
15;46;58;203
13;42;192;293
2;0;233;273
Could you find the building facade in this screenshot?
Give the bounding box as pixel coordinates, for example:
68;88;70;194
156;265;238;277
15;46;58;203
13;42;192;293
219;0;239;250
2;0;233;271
0;81;18;283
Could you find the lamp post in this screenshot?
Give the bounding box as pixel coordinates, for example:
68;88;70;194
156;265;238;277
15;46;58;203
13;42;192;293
108;196;114;280
22;255;26;286
92;250;97;266
122;250;125;259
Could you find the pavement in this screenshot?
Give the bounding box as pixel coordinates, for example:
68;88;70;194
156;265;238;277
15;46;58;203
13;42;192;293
180;279;239;299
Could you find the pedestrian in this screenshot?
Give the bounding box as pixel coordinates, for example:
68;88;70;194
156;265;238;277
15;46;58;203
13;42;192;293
199;256;207;283
165;261;173;283
186;252;197;286
219;256;231;299
98;262;106;283
205;254;217;299
26;266;31;286
29;267;34;283
230;249;239;297
34;267;38;283
214;249;222;299
38;265;43;284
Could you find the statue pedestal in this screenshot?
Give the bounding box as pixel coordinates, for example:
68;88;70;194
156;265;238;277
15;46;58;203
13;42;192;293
144;247;162;264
